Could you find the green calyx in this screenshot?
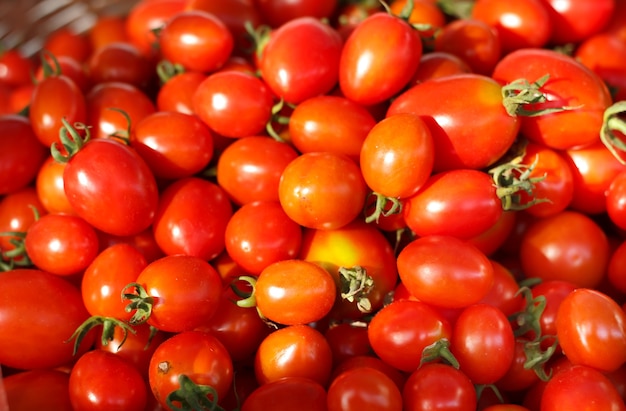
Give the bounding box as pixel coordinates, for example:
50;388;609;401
338;266;375;313
67;315;137;356
122;282;154;326
420;338;460;369
364;192;403;224
501;74;582;117
600;101;626;166
166;374;225;411
51;118;91;164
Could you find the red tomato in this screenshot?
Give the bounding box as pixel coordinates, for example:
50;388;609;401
3;369;72;411
608;241;626;295
152;177;233;260
466;211;517;257
451;303;516;384
339;11;422;105
240;377;327;411
479;260;524;317
69;350;147;411
388;73;520;171
491;48;613;150
34;55;90;93
0;187;46;264
0;49;34;87
0;269;93;369
327;367;402;411
519;210;610;288
607;170;626;230
125;254;223;332
254;324;333;386
87;41;155;90
331;355;407;391
409;51;472;86
148;330;233;409
35;156;74;215
397;235;494;308
495;339;541;393
402;363;477;411
255;0;338;27
0;116;47;195
575;33;626;102
367;299;453;372
125;0;187;57
556;288;626;372
324;323;372;365
156;71;206;115
42;28;92;63
538;0;615;45
88;15;129;51
159;10;234;73
278;151;368;230
259;17;343;104
390;0;446;44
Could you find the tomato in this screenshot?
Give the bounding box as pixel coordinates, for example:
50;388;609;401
390;0;446;44
278;151;368;230
607;170;626;230
403;169;502;239
467;211;517;257
608;241;626;295
34;55;91;93
131;111;214;180
470;0;552;53
478;260;524;317
339;10;422;105
259;17;342;104
451;303;516;384
0;269;93;369
148;330;233;410
0;187;46;264
519;210;610;288
42;28;92;63
225;201;302;275
0;49;34;88
240;377;327;411
125;0;187;57
24;213;100;276
35;156;75;215
156;71;207;115
254;324;333;386
491;48;613;150
88;15;129;51
193;70;274;138
538;0;615;45
495;339;541;393
360;113;434;202
397;235;494;308
327;367;402;411
387;74;520;171
159;10;234;73
324;323;371;365
575;33;626;103
69;349;148;411
3;369;72;411
152;177;233;260
289;95;377;164
87;41;155;90
410;51;472;86
298;219;398;319
255;0;338;27
556;288;626;372
602;0;626;43
124;254;223;332
483;406;531;411
541;364;626;411
330;355;407;391
96;227;164;264
216;136;299;205
0;116;47;195
402;363;477;411
367;299;453;373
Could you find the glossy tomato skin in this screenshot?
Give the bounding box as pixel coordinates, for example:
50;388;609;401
0;269;93;369
69;350;148;411
256;0;337;28
87;41;155;90
539;0;615;45
410;51;472;86
327;367;403;411
403;363;477;411
36;156;74;215
575;33;626;102
367;300;453;373
388;73;520;171
152;177;233;260
339;12;422;106
148;330;234;409
259;17;343;104
240;377;327;411
63;138;159;237
3;369;72;411
0;49;35;88
607;170;626;230
324;323;372;365
397;235;494;308
491;48;612;150
156;71;206;115
556;288;626;372
0;115;48;195
0;187;46;259
124;0;187;57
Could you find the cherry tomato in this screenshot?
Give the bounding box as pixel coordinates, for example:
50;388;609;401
327;366;402;411
240;377;327;411
575;33;626;103
390;0;446;45
495;338;541;393
88;15;130;51
409;51;472;86
325;323;372;365
124;0;187;57
466;211;517;257
156;71;207;115
42;28;92;63
0;187;46;263
608;240;626;295
87;41;155;90
255;0;338;28
35;156;74;215
607;170;626;230
34;55;90;93
403;363;477;411
3;369;72;411
538;0;615;45
479;260;524;317
0;49;35;87
331;355;407;391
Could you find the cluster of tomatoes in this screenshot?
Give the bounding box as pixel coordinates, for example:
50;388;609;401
2;0;626;410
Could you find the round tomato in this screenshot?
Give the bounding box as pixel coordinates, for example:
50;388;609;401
156;71;206;115
0;187;46;264
124;0;187;57
327;367;402;411
538;0;615;45
255;0;337;27
402;363;477;411
87;41;155;90
35;156;74;215
409;51;471;86
3;369;72;411
240;377;327;411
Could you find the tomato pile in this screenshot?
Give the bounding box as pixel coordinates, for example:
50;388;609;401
1;0;626;410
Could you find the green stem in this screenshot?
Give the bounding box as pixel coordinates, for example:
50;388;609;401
501;74;582;117
166;375;225;411
66;316;137;355
420;338;460;369
51;118;91;163
121;282;154;326
338;266;374;313
600;101;626;165
364;192;402;224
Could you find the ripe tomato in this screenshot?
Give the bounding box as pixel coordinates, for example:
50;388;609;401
491;48;613;150
575;33;626;102
0;187;46;265
124;0;187;57
87;41;155;90
34;55;90;93
124;254;223;332
331;355;407;391
327;367;402;411
0;116;47;195
607;170;626;230
148;330;233;409
259;17;343;104
402;363;477;411
466;211;517;257
339;10;422;105
556;288;626;372
397;235;494;308
240;377;327;411
390;0;446;44
451;304;516;384
252;259;336;325
387;73;520;171
255;0;338;28
479;260;524;317
367;300;453;372
495;339;541;393
608;240;626;295
538;0;615;45
0;269;93;369
0;49;34;87
409;51;472;86
156;71;206;115
41;28;91;63
3;369;72;411
88;15;129;50
254;324;333;386
35;156;74;215
152;177;233;260
519;210;610;288
69;350;147;411
324;323;371;365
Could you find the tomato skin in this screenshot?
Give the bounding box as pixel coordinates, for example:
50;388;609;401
36;156;74;215
410;51;472;86
241;377;327;411
0;49;34;88
402;363;477;411
451;304;515;384
87;41;155;90
519;210;610;288
556;288;626;372
491;48;612;150
42;29;92;63
397;235;494;309
69;350;148;411
575;33;626;102
156;71;207;115
538;0;615;45
152;177;233;261
339;12;422;106
467;211;517;257
125;0;187;57
541;364;626;411
325;323;371;365
388;74;520;172
0;187;47;260
148;330;234;409
256;0;338;28
608;241;626;295
607;170;626;230
360;113;434;199
3;369;72;411
0;269;93;369
327;367;402;411
528;280;578;351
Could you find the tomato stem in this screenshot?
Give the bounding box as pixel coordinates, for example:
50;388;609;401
51;118;91;163
523;336;559;382
338;266;374;313
508;287;545;340
420;338;460;369
364;192;403;224
38;49;62;79
265;99;289;143
121;282;154;326
66;315;137;356
156;60;186;84
106;108;132;145
166;374;225;411
600;101;626;165
436;0;474;19
501;74;582;117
